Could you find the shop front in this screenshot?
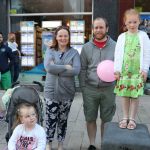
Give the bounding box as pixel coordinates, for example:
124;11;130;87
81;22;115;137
2;0;150;69
9;0;92;68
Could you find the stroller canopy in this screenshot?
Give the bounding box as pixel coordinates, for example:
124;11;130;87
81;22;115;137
6;86;42;122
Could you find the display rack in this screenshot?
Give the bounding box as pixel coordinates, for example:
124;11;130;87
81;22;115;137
70;20;85;54
70;20;85;90
20;21;35;67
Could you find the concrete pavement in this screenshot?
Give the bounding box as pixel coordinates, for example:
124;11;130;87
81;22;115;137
0;92;150;150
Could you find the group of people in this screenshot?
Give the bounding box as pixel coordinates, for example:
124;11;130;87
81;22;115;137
5;8;150;150
44;8;150;150
0;32;20;90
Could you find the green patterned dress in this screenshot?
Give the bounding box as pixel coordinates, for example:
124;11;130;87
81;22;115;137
114;32;144;98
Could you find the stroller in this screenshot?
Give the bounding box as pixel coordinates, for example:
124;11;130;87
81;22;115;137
5;81;44;142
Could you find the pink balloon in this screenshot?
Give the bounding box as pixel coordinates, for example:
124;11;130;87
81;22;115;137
97;60;115;82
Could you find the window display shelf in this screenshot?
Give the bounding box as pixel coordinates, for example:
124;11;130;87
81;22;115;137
20;21;35;67
70;20;85;54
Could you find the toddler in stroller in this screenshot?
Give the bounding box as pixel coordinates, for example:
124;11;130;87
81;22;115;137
5;85;46;150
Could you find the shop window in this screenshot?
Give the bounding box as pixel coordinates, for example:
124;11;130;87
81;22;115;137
10;15;92;66
135;0;150;12
10;0;92;13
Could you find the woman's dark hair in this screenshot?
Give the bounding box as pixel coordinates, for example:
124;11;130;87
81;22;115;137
51;26;71;50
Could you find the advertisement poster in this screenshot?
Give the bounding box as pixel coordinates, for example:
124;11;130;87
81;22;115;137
21;44;34;55
21;33;34;43
42;31;53;58
70;20;85;32
20;21;34;32
70;32;84;44
140;13;150;37
21;56;35;67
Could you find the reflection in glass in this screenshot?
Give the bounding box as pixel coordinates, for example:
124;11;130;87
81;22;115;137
10;0;92;13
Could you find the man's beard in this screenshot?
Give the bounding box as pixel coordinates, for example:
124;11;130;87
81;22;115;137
94;32;107;41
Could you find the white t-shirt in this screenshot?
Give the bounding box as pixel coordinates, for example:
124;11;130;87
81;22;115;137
8;123;46;150
8;41;18;52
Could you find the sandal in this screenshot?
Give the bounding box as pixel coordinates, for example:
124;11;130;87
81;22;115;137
127;119;136;130
119;118;129;129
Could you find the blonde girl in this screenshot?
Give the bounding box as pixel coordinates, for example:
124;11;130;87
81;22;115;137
8;103;46;150
114;9;150;129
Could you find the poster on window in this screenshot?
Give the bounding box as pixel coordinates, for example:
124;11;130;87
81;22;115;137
42;31;53;58
140;13;150;38
70;32;84;44
21;44;34;55
21;56;35;67
70;20;85;32
21;33;34;43
20;21;34;32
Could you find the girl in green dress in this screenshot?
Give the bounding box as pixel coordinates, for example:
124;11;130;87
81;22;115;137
114;9;150;129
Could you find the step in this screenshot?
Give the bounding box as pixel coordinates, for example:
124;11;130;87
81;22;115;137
101;122;150;150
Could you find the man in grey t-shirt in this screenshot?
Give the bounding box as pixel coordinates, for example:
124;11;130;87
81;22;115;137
79;17;116;150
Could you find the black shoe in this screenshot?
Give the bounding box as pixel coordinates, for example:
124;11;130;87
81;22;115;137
88;145;96;150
